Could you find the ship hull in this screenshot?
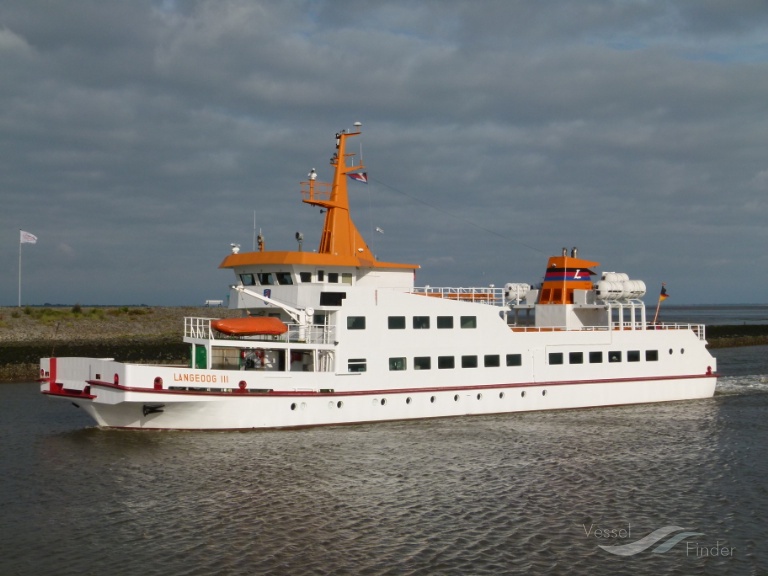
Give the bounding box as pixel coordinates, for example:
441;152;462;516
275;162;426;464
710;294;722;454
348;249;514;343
42;370;716;430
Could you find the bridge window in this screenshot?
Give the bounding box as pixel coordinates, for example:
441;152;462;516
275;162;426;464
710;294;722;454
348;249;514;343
341;273;353;285
437;316;453;329
317;270;325;281
320;292;346;306
414;356;431;370
299;272;312;283
275;272;293;285
257;273;274;285
328;272;339;283
240;273;255;286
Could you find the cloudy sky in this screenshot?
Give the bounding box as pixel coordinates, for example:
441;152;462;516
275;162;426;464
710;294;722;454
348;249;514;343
2;0;767;306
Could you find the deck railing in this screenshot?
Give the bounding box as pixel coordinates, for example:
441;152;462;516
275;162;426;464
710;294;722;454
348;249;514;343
412;286;506;306
509;321;706;340
184;317;335;345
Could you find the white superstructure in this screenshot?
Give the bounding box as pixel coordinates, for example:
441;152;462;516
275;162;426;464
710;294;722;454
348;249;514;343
40;125;717;430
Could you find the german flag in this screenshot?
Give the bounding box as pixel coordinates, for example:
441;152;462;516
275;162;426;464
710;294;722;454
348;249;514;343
659;284;669;302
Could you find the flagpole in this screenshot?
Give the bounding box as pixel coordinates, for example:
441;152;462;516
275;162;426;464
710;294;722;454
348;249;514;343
18;230;22;307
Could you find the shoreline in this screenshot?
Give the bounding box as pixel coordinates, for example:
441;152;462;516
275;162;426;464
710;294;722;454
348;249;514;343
1;306;766;382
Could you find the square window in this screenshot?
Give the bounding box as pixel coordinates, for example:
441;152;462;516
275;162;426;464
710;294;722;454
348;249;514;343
389;357;407;371
628;350;641;362
569;352;584;364
484;354;500;367
437;356;455;369
506;354;522;367
299;272;312;283
549;352;564;365
609;351;622;363
413;316;430;329
347;316;366;330
646;350;659;362
437;316;454;329
414;356;431;370
348;358;366;372
460;316;477;329
461;355;478;368
589;351;603;363
388;316;406;329
328;272;339;283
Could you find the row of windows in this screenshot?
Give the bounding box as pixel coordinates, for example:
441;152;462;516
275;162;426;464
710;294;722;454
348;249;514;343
548;349;660;365
347;315;478;330
240;271;353;286
349;354;523;373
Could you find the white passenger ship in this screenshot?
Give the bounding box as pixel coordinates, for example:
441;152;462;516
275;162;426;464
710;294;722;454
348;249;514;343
40;124;717;430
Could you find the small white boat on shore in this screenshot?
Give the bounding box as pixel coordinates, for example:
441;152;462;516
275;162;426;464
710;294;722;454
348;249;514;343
40;123;717;430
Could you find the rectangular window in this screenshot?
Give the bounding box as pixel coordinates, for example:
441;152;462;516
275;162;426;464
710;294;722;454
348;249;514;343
437;316;454;329
569;352;584;364
240;273;255;286
275;272;293;285
328;272;339;283
299;272;312;283
628;350;641;362
388;316;406;329
646;350;659;362
413;316;430;329
589;351;603;363
484;354;500;367
389;357;407;371
414;356;431;370
461;355;478;368
506;354;522;367
609;351;622;363
319;292;346;306
317;270;325;281
549;352;564;365
341;273;353;285
437;356;455;369
460;316;477;329
257;272;274;285
348;358;366;372
347;316;366;330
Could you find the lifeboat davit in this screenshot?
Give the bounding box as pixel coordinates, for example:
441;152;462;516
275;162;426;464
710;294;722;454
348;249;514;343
211;317;288;336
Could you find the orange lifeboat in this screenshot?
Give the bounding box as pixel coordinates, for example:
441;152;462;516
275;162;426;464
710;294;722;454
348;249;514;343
211;317;288;336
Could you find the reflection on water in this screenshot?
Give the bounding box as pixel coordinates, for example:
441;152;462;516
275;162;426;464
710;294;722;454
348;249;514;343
2;340;768;576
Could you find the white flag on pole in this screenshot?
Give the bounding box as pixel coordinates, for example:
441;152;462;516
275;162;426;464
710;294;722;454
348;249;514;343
20;230;38;244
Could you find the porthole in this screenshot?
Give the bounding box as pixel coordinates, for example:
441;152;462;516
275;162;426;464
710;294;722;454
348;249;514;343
328;401;334;409
430;396;436;403
454;394;459;402
337;400;344;408
542;390;547;396
521;391;526;398
669;348;673;355
300;402;307;410
380;398;387;406
406;397;412;404
680;348;685;354
499;392;505;399
290;403;297;411
477;393;482;400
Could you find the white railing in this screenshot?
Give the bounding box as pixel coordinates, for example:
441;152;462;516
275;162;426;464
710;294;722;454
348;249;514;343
509;321;706;340
412;286;505;306
184;317;335;345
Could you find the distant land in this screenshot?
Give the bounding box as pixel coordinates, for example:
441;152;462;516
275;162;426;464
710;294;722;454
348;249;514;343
1;305;766;382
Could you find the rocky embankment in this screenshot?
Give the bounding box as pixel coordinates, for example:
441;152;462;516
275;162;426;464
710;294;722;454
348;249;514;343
0;306;240;382
1;306;767;382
